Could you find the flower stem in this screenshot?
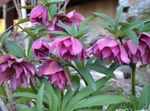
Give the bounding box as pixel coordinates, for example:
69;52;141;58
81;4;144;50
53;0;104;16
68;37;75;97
130;63;136;96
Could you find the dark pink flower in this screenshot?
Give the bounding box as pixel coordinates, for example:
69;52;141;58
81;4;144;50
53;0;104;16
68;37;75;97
53;10;84;31
50;37;86;61
29;5;48;24
0;55;36;89
91;37;130;64
38;59;72;90
32;39;50;59
66;10;85;24
124;33;150;64
138;33;150;64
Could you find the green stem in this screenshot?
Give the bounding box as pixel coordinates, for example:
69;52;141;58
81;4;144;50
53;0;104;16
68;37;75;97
130;63;136;96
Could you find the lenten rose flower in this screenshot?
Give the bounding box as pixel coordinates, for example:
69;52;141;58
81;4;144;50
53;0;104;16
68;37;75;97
138;33;150;64
38;59;73;90
125;33;150;64
50;37;86;61
29;5;48;24
0;55;36;89
91;37;130;64
32;39;50;59
53;10;84;31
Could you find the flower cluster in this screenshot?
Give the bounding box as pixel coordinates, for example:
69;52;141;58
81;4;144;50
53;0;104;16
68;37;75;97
28;5;150;90
29;5;85;90
0;4;149;92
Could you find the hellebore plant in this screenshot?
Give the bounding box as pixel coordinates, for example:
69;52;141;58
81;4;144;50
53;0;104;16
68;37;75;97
0;0;150;111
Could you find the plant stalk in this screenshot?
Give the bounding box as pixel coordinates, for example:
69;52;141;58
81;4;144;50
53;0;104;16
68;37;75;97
130;63;136;96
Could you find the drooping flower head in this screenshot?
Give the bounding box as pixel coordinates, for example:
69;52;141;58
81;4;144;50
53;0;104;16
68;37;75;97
50;37;87;61
91;37;130;64
38;59;73;90
124;33;150;64
0;55;36;89
29;5;48;24
53;10;84;31
32;39;50;59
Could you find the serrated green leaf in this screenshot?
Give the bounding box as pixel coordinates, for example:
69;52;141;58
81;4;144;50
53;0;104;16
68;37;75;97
5;40;26;58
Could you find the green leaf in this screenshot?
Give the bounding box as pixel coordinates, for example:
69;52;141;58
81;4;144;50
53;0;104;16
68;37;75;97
16;104;36;111
0;85;7;99
139;84;150;109
0;30;11;48
36;83;45;111
58;21;72;35
142;22;150;32
120;19;150;33
125;31;139;45
65;77;110;111
130;96;140;110
15;18;30;25
13;92;37;99
45;0;64;6
92;12;114;26
79;67;96;91
61;76;80;111
18;25;36;40
5;40;26;58
43;31;68;36
80;15;96;30
44;80;59;111
48;4;57;20
114;6;123;32
74;95;128;109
